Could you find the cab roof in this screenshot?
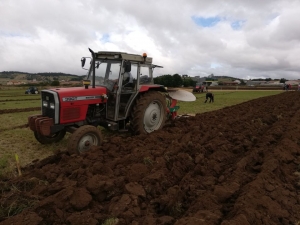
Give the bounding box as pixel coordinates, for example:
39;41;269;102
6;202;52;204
95;51;153;64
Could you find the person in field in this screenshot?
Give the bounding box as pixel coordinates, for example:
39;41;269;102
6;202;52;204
204;92;214;103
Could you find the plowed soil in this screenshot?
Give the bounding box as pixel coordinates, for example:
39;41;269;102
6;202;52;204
1;91;300;225
0;107;40;114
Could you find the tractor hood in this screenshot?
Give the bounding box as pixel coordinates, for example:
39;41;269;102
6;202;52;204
49;86;108;103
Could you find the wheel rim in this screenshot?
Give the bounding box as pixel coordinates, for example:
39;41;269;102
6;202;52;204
78;133;99;153
143;100;163;133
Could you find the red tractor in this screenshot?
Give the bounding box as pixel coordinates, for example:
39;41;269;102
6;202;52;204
28;49;195;154
193;82;205;93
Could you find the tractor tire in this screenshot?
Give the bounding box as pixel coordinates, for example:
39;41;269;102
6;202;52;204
67;125;103;155
34;130;66;144
130;91;167;135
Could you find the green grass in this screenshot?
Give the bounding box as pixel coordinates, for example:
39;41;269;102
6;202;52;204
0;87;41;101
177;90;283;114
0;111;41;131
0;154;12;177
0;95;40;101
0;88;29;96
0;86;41;101
101;218;119;225
0;128;70;176
0;100;41;109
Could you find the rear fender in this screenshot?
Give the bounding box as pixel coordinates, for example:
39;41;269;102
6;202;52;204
124;86;168;119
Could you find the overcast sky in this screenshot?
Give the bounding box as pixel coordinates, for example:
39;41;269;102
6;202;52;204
1;0;299;80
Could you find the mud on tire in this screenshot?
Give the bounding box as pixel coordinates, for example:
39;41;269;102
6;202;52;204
67;125;103;155
130;91;167;135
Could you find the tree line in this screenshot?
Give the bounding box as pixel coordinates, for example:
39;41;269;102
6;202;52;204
154;74;196;87
153;74;290;88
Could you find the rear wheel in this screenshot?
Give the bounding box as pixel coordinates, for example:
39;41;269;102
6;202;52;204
34;130;66;144
130;91;167;135
67;125;103;154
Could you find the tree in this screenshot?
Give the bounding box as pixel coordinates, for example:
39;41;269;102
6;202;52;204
70;77;83;81
164;75;173;87
182;78;195;87
153;76;162;85
280;78;287;83
51;80;60;86
154;75;173;87
172;74;183;87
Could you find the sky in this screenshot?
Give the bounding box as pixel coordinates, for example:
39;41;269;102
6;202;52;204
0;0;300;80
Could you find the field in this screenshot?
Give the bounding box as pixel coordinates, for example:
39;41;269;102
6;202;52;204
0;88;281;174
1;87;300;224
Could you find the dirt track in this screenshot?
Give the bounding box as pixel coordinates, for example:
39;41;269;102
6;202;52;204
1;91;300;225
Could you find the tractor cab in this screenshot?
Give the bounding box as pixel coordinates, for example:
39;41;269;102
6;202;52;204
82;49;164;130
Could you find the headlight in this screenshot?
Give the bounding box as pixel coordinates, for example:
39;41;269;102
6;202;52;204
50;103;55;109
43;101;48;107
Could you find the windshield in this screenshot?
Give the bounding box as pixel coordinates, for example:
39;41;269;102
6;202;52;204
86;60;121;89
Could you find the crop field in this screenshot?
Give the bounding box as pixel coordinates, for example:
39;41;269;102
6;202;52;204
0;88;282;176
2;87;299;225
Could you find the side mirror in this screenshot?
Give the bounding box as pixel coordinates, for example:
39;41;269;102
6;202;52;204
81;57;86;67
123;61;131;72
96;62;100;69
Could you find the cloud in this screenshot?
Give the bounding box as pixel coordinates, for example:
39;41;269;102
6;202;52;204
0;0;300;80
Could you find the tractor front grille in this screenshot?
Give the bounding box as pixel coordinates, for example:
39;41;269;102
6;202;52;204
41;90;59;124
62;107;80;121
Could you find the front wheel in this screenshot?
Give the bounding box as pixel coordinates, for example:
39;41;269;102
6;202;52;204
130;91;167;135
67;125;103;154
34;130;66;144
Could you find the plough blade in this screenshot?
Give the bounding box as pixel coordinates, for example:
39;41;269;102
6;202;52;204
168;89;196;102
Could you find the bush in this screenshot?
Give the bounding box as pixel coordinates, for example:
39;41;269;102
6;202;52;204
51;80;60;86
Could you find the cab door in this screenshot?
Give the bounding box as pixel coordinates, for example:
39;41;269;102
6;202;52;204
105;62;122;120
118;63;138;119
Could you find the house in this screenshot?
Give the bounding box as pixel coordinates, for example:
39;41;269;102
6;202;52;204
246;81;264;86
222;82;238;86
285;80;300;86
6;81;23;85
233;80;241;84
264;81;284;86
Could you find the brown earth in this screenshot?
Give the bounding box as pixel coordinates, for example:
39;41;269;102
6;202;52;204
1;91;300;225
0;99;40;102
0;107;40;114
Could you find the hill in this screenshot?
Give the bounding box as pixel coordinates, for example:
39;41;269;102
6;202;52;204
0;71;85;85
